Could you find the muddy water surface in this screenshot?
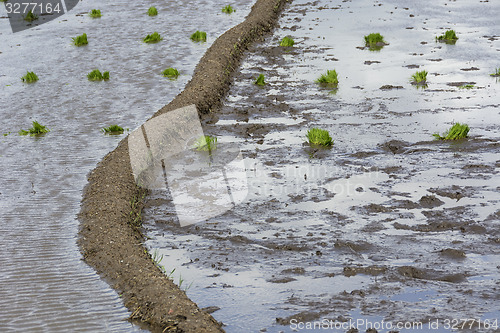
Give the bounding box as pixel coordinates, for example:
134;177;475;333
144;0;500;332
0;0;252;331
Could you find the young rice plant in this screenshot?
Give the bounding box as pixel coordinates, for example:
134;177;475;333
433;123;469;140
89;9;101;18
222;5;234;13
21;71;38;83
72;33;88;46
19;121;49;136
254;74;266;86
87;69;109;81
280;36;295;47
143;32;162;43
194;135;217;153
24;10;38;21
490;68;500;77
306;128;333;147
190;30;207;42
162;68;180;78
411;70;428;85
148;6;158;16
364;33;386;50
436;30;458;43
316;70;339;87
102;125;125;134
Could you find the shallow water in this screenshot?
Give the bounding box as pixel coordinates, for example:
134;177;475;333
144;0;500;332
0;0;252;331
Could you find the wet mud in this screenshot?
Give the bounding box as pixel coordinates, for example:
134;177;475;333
143;0;500;332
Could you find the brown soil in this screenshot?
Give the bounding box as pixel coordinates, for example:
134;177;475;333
77;0;289;332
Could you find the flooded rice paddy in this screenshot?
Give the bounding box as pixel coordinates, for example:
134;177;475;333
143;0;500;332
0;0;252;331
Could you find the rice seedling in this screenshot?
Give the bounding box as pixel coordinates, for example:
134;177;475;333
436;30;458;43
148;6;158;16
19;121;49;136
24;10;38;22
162;68;179;78
490;68;500;77
21;71;38;83
433;123;470;140
0;0;8;2
87;69;109;81
306;128;333;147
102;125;125;134
72;33;88;46
316;70;339;87
280;36;294;47
254;74;266;86
89;9;101;18
190;30;207;42
143;32;162;43
222;5;234;14
364;33;387;50
410;70;428;85
459;84;474;89
193;135;217;153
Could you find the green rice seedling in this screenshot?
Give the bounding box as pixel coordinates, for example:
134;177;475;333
87;69;109;81
306;128;333;147
254;74;266;86
433;123;470;140
148;6;158;16
162;68;180;78
143;32;162;43
364;33;386;50
190;30;207;42
436;29;458;43
222;5;234;13
459;84;474;89
316;70;339;87
102;125;124;134
19;121;49;136
24;10;38;22
72;33;88;46
21;71;38;83
280;36;295;47
89;9;101;18
194;135;217;153
490;68;500;77
0;0;8;2
411;70;428;85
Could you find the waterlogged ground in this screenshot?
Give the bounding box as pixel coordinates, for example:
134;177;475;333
144;0;500;332
0;0;252;331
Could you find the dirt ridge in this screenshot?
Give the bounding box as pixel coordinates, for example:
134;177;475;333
77;0;289;332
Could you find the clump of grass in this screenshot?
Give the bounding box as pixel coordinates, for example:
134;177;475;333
490;68;500;77
411;70;428;85
24;10;38;22
89;9;101;18
143;32;162;43
306;128;333;147
222;5;234;13
436;30;458;43
21;71;38;83
433;123;470;140
194;135;217;153
87;69;109;81
280;36;295;47
0;0;8;2
102;125;125;134
459;84;474;89
148;6;158;16
316;70;339;87
190;30;207;42
364;33;387;50
19;121;49;136
162;68;180;78
254;74;266;86
72;33;88;46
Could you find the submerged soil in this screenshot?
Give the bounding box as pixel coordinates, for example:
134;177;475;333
142;0;500;332
78;0;289;332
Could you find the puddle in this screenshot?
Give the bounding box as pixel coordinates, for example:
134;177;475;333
144;0;499;331
0;0;253;331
